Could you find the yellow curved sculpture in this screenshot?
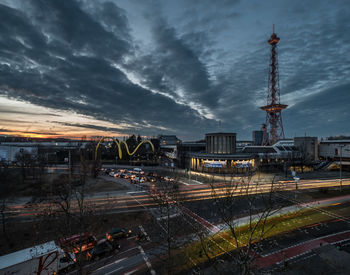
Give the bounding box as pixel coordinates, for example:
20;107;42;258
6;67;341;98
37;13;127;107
94;137;154;160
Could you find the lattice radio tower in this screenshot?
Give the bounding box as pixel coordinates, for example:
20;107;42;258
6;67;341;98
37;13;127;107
261;25;287;145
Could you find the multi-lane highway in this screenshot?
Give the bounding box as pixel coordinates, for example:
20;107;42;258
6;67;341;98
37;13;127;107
5;176;350;221
67;191;350;274
4;174;350;274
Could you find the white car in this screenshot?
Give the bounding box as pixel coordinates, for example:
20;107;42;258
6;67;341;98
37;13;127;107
133;167;143;173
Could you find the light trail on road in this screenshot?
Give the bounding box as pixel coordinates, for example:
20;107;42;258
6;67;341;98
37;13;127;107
5;178;350;220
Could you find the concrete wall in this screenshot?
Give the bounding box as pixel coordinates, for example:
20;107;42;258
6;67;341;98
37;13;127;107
205;133;236;154
319;141;350;160
0;145;38;162
252;130;263;146
294;137;318;161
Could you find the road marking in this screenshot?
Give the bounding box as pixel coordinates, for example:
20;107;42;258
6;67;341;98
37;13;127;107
138;245;156;275
179;205;220;234
139;225;151;242
118;246;139;255
94;258;127;272
105;266;124;275
127;191;146;194
156;213;180;220
123;269;138;275
179;180;203;185
127;236;137;240
179;181;190;185
132;196;167;233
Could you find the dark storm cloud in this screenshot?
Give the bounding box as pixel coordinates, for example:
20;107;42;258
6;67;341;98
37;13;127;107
286;83;350;135
206;0;350;136
24;130;61;136
280;7;350;97
174;0;241;35
0;128;17;133
0;0;349;140
125;18;217;109
55;122;130;134
27;0;131;60
0;128;60;136
0;0;218;138
53;121;170;136
0;107;60;117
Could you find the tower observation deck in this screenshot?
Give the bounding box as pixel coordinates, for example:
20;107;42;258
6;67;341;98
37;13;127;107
260;27;287;145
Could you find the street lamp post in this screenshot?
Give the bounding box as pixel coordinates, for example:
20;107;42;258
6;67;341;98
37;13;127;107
339;145;345;192
291;170;299;198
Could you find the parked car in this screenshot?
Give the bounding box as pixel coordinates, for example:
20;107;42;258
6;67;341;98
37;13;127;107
133;167;143;173
163;176;174;182
87;239;119;261
124;173;132;179
119;173;126;178
105;168;112;175
136;232;147;242
148;177;157;182
108;239;121;250
114;172;121;178
106;228;132;241
59;233;97;254
109;172;115;177
147;172;157;177
131;177;145;184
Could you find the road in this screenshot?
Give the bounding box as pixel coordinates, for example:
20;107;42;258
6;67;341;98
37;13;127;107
65;232;157;275
4;173;350;274
86;196;350;274
5;176;350;221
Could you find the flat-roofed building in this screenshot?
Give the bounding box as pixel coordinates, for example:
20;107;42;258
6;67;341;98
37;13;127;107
294;136;318;161
319;139;350;160
187;133;254;174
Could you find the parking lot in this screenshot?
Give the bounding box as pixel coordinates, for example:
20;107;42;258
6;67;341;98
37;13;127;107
102;167;175;186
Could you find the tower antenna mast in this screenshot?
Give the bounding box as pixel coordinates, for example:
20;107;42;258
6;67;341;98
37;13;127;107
261;25;287;145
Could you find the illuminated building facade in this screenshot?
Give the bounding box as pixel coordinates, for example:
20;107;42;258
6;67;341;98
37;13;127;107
181;133;255;174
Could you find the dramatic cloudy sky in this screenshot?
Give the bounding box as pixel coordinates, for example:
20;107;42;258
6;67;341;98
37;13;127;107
0;0;349;140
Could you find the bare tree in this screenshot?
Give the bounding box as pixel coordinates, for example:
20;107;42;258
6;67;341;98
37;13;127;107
39;148;99;274
189;222;226;275
207;175;281;274
148;177;191;274
0;165;14;244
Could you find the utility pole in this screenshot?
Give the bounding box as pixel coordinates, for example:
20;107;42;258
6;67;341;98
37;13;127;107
68;149;72;178
339;144;345;192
